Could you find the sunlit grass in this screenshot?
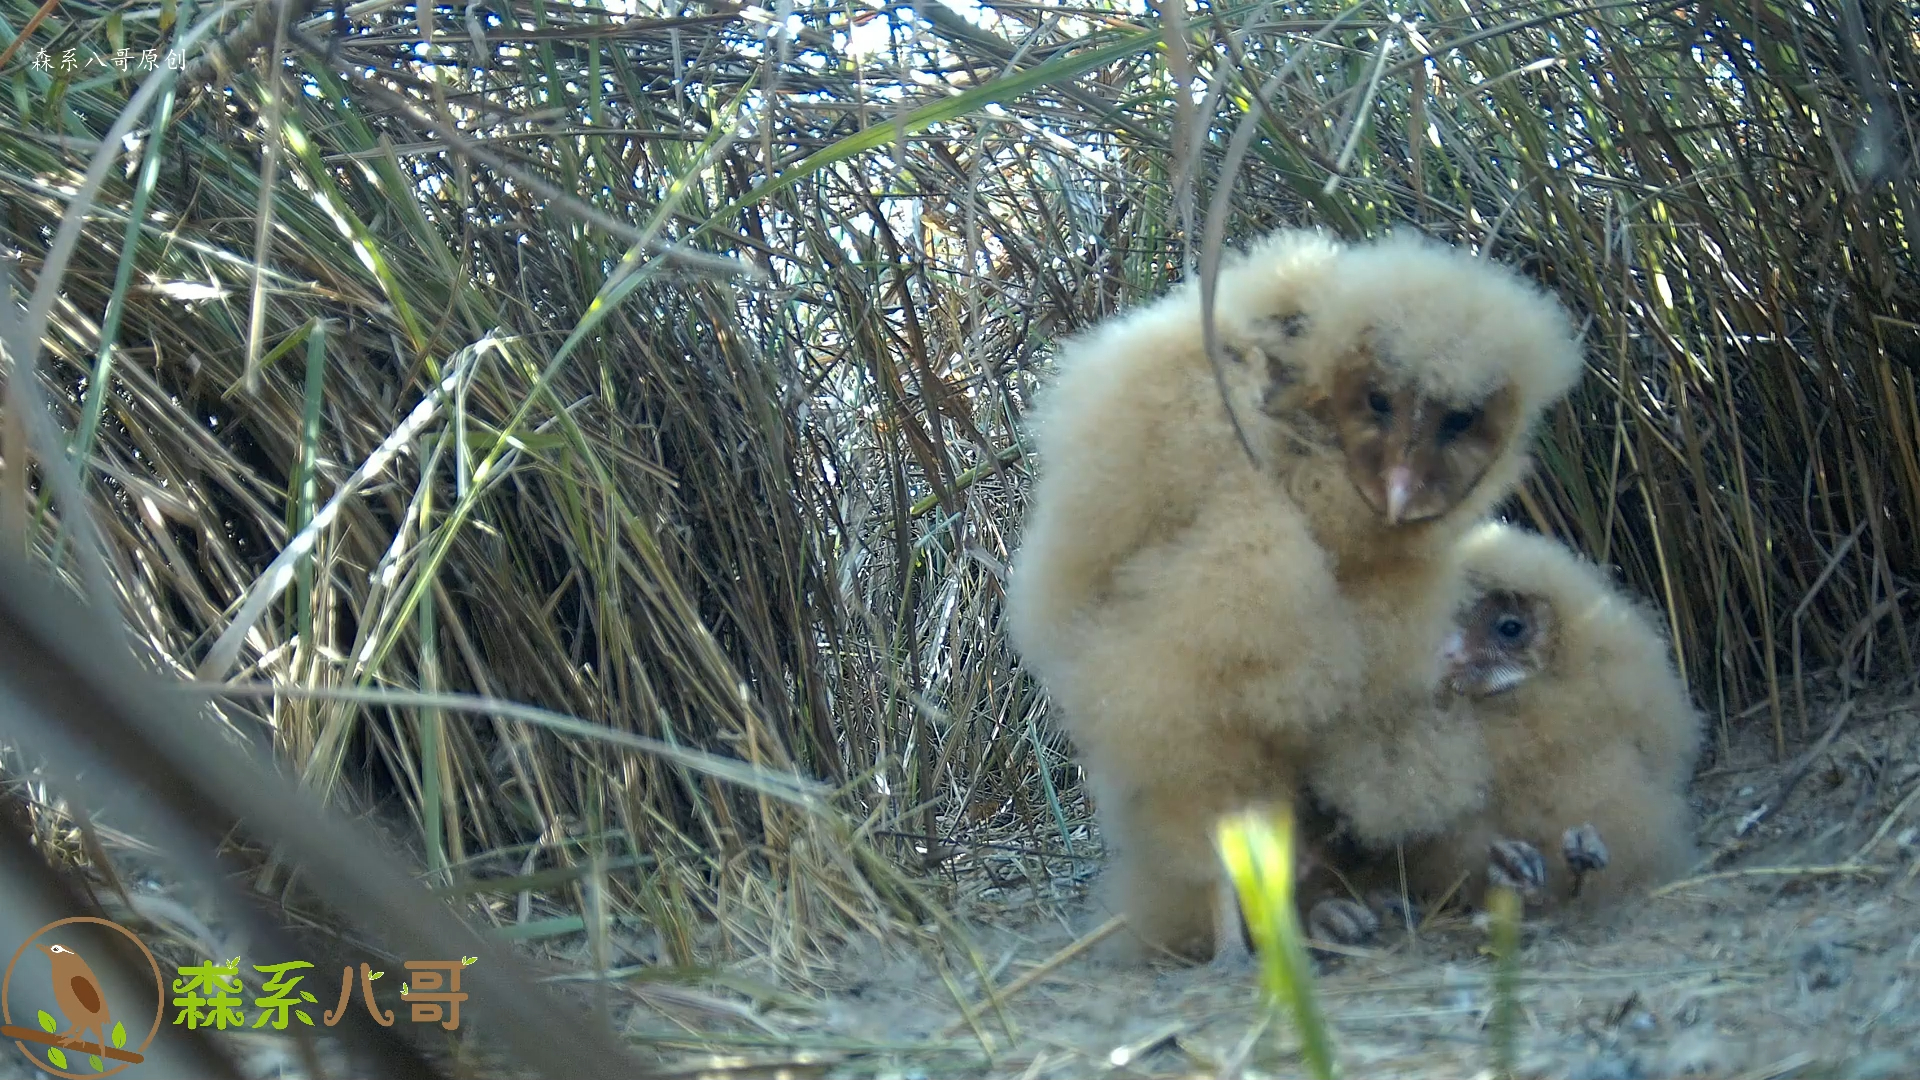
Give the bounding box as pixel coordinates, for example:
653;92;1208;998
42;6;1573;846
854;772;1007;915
1215;807;1337;1080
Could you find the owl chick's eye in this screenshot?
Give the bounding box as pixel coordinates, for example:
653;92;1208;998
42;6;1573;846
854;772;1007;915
1494;615;1528;641
1438;407;1481;441
1367;390;1393;418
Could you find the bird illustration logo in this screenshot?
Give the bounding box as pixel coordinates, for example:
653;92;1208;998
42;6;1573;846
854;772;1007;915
2;917;163;1078
37;944;111;1059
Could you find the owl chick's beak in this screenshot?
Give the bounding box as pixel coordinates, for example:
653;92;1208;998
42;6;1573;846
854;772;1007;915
1384;464;1415;524
1480;663;1529;696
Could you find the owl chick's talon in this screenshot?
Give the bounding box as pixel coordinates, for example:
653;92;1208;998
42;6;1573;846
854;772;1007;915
1307;898;1381;946
1487;837;1548;899
1562;823;1609;872
1562;823;1609;897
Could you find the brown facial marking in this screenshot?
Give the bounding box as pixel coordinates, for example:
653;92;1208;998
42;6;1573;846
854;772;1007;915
1441;587;1556;698
1266;352;1298;388
1322;360;1520;526
1248;318;1307;420
1259;352;1304;417
1259;312;1309;340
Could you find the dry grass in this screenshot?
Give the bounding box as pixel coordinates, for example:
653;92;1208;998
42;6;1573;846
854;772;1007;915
0;0;1914;1073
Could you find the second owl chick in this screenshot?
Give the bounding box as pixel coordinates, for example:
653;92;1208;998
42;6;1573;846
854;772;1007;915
1401;521;1705;910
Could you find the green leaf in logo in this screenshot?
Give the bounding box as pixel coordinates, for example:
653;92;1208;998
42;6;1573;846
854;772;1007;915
90;1054;106;1072
37;1010;55;1033
112;1021;127;1048
47;1048;68;1070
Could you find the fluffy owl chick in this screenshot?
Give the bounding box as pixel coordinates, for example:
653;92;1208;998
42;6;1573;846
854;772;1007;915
1006;229;1584;961
1399;521;1705;910
1005;230;1354;962
1284;234;1589;850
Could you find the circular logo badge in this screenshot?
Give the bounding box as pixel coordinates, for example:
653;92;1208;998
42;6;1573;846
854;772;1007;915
3;918;164;1078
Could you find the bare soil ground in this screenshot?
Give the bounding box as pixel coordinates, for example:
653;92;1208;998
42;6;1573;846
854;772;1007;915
11;695;1920;1080
774;692;1920;1080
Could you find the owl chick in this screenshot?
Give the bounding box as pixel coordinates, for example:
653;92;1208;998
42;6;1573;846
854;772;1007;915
1006;229;1586;962
1276;232;1591;853
1396;521;1704;911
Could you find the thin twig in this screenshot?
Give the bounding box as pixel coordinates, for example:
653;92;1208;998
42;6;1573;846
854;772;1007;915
1649;863;1886;899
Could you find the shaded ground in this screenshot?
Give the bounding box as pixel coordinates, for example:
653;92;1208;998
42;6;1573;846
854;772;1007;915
780;692;1920;1079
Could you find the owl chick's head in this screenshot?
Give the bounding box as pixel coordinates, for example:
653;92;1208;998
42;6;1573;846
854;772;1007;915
1326;232;1584;526
1445;520;1684;703
1442;586;1556;698
1217;229;1585;529
1321;362;1520;526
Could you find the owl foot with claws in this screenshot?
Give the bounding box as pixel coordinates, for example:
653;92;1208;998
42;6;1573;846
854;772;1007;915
1307;897;1380;947
1487;836;1548;901
1561;823;1609;898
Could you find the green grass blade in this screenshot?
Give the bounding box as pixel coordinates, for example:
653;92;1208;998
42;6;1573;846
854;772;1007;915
1216;807;1336;1080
